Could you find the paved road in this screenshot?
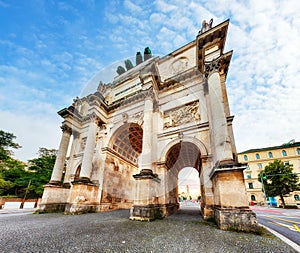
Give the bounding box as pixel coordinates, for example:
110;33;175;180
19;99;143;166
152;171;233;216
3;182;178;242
252;206;300;247
0;206;297;253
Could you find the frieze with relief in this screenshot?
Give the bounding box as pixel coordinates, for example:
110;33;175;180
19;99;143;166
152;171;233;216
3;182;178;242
163;101;200;129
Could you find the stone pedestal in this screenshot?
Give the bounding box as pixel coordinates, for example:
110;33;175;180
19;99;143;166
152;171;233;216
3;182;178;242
214;207;258;231
210;164;259;232
38;184;71;212
65;180;100;214
130;169;163;221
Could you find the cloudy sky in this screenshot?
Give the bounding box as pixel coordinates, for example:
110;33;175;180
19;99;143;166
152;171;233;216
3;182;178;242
1;0;300;162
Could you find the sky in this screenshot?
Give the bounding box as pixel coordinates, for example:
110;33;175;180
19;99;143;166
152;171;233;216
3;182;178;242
1;0;300;162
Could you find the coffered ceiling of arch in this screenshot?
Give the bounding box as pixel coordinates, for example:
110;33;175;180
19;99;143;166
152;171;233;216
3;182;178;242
112;123;143;165
166;142;201;172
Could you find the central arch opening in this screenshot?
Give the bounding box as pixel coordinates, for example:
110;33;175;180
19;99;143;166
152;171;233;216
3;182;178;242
178;167;201;203
165;141;202;216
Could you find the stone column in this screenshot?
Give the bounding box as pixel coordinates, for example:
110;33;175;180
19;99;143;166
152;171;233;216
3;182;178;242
138;98;153;170
63;131;80;184
50;125;72;185
78;115;98;182
205;57;233;165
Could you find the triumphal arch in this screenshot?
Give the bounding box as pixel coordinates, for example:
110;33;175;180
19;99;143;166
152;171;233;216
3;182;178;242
39;19;258;231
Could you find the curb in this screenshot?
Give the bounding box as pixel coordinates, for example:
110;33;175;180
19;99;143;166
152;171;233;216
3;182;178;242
261;224;300;252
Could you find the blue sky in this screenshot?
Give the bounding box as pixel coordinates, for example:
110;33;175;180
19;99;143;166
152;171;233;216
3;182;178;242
1;0;300;161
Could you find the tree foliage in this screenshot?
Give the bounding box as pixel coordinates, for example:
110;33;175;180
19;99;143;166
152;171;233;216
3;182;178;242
0;130;21;162
0;129;57;198
27;148;57;197
258;159;299;208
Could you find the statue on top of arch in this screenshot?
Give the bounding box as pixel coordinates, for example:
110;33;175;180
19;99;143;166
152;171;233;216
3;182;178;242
199;18;213;34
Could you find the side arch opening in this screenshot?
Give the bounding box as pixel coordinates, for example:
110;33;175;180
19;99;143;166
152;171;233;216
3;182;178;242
100;123;143;211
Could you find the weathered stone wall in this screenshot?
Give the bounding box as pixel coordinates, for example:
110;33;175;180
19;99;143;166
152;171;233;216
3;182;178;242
214;207;259;232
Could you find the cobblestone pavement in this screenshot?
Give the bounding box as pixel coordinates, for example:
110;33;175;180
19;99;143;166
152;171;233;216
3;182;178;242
0;207;297;253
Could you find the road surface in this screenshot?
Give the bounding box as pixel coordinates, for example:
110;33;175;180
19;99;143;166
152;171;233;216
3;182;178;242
252;206;300;247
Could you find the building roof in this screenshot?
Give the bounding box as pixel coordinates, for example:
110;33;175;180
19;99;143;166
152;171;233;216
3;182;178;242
238;140;300;154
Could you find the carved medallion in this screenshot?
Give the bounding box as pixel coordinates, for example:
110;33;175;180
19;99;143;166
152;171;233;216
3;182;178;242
171;57;189;74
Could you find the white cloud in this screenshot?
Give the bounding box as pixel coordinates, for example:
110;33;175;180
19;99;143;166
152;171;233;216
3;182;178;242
124;0;143;13
2;0;300;162
0;110;61;161
154;0;177;13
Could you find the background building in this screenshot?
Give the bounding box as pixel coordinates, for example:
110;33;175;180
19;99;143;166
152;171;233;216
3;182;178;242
238;140;300;206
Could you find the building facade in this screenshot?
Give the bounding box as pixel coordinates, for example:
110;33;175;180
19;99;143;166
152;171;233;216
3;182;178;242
238;141;300;206
39;19;258;231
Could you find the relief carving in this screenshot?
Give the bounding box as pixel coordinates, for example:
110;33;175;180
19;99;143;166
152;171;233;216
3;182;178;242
171;57;189;74
80;137;87;151
132;111;144;125
163;101;200;129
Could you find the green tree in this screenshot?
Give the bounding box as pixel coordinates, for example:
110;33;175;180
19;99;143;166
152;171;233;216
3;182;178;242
27;148;57;197
0;130;21;161
1;164;29;197
0;130;26;197
258;160;299;208
0;173;14;195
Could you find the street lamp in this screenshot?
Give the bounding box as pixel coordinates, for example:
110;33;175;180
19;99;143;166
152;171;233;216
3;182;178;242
260;173;268;207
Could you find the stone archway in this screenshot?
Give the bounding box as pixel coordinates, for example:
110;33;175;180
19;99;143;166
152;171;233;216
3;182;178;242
163;142;202;214
41;19;258;232
100;123;143;211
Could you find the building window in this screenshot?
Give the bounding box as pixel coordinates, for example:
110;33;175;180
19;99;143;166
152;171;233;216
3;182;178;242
295;195;300;201
268;152;273;158
244;155;248;161
297;148;300;155
255;153;260;159
258;163;262;169
282;150;287;156
251;195;256;201
246;173;251;179
246;165;250;170
248;183;254;189
284;161;289;165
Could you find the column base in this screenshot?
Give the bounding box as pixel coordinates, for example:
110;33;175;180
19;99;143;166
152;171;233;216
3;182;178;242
37;184;71;212
72;177;94;185
64;182;99;214
201;204;214;219
129;203;179;221
130;204;165;221
214;206;259;232
48;180;62;186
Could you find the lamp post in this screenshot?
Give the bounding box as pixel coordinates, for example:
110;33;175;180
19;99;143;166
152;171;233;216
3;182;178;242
260;173;268;207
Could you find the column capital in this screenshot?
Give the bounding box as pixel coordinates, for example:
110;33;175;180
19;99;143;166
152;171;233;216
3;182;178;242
204;53;231;79
83;112;101;125
61;125;72;134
